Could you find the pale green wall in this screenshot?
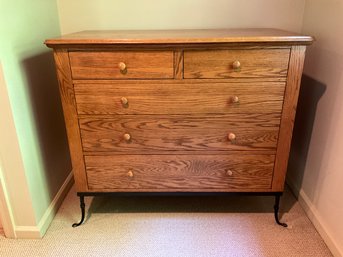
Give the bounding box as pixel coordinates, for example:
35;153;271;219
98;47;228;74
0;0;71;224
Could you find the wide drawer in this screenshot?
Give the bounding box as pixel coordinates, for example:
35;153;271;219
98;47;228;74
85;155;275;191
69;51;174;79
74;82;285;115
184;49;290;79
79;114;280;153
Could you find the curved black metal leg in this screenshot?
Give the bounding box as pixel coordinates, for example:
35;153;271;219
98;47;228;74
72;195;85;227
274;194;288;227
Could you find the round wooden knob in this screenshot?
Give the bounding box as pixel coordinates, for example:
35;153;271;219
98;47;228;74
228;133;236;141
123;133;131;141
232;60;241;70
232;96;239;103
127;170;134;177
118;62;127;71
226;170;233;176
121;97;128;106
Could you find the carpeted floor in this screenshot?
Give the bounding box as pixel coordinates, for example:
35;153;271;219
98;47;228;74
0;185;332;257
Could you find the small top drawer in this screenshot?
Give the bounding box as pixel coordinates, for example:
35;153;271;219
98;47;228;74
184;49;290;79
69;51;174;79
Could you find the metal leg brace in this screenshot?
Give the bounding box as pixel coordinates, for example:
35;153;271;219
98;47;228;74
72;195;85;227
274;194;288;227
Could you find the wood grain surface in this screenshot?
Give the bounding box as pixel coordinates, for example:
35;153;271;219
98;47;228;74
79;114;281;152
184;49;290;79
46;29;312;195
272;45;306;191
85;154;274;191
69;51;174;79
173;50;183;79
45;29;313;46
74;81;285;115
53;49;88;191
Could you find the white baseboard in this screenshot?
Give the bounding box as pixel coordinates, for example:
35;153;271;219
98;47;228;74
15;226;41;239
297;189;342;257
15;172;74;239
287;178;342;257
0;177;16;238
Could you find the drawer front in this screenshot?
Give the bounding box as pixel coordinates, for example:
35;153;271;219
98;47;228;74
74;82;285;115
184;49;290;79
69;51;174;79
85;155;274;191
79;114;280;153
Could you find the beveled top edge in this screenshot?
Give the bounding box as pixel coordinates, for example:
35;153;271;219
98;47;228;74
45;28;314;47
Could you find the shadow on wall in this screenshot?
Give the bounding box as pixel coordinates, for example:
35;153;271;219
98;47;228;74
22;51;72;199
287;74;326;197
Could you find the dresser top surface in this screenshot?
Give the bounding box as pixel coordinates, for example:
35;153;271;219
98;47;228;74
45;28;313;46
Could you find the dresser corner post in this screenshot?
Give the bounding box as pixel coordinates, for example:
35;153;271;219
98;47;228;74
52;48;88;192
72;193;86;227
272;45;307;192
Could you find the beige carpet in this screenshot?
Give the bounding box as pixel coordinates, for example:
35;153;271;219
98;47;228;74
0;185;332;257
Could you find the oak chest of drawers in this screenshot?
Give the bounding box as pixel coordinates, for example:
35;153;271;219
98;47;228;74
45;29;313;226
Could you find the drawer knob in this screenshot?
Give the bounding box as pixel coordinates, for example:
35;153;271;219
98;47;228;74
121;97;129;107
118;62;127;74
123;133;131;142
226;170;233;176
232;60;241;71
228;133;236;141
232;96;239;103
127;170;134;177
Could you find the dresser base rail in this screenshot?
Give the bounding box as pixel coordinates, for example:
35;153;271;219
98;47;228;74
72;191;287;227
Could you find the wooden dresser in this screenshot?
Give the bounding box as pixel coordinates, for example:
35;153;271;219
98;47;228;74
45;29;313;227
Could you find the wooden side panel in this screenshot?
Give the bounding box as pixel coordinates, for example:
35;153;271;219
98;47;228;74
74;82;285;115
85;155;275;191
69;51;174;79
272;45;306;191
79;114;280;153
53;49;88;191
184;49;290;79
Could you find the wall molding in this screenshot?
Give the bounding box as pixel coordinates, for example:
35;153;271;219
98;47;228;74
0;177;16;238
287;179;342;257
15;226;41;239
15;172;74;239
